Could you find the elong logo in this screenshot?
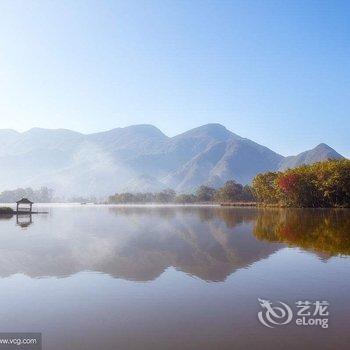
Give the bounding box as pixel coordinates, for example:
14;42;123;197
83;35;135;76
258;299;293;328
258;298;329;329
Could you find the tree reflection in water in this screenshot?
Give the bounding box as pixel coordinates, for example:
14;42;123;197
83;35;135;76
253;209;350;256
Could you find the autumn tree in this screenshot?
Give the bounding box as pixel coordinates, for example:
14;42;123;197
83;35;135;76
252;159;350;207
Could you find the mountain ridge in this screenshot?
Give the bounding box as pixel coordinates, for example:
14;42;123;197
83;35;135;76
0;124;344;197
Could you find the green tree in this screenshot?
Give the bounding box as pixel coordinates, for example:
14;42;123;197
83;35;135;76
156;189;176;203
175;194;197;203
214;180;244;202
195;186;216;202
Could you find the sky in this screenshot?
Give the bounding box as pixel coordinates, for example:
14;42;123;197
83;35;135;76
0;0;349;157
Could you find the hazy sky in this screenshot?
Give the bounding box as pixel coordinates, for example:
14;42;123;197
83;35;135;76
0;0;349;157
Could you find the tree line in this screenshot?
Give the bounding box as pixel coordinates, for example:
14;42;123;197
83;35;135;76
1;160;347;207
252;159;350;207
108;181;255;204
0;187;54;203
109;160;350;207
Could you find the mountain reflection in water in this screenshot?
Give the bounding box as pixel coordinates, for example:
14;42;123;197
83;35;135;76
0;206;349;281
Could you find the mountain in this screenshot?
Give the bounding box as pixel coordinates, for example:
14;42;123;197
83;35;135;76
163;129;283;190
279;143;344;171
0;124;344;197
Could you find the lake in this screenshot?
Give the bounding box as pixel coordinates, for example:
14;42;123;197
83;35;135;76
0;205;349;349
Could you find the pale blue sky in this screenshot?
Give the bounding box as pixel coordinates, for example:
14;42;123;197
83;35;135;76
0;0;349;157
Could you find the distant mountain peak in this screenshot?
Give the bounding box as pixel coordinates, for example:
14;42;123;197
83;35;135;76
122;124;167;137
279;143;344;171
199;122;227;129
188;123;228;133
308;143;342;157
175;123;240;141
316;142;328;147
313;143;334;151
24;127;83;136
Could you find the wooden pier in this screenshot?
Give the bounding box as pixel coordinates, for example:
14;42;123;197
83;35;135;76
0;198;49;217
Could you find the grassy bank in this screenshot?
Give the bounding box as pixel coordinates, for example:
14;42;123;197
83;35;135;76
0;207;14;215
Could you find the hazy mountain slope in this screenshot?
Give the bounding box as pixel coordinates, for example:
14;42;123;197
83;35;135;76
279;143;344;171
208;138;283;185
7;128;84;154
122;124;239;181
0;126;167;196
163;131;284;191
123;175;167;192
0;128;86;192
0;124;345;197
0;130;20;150
87;125;170;180
88;124;168;156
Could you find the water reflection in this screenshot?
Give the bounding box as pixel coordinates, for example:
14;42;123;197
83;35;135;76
0;213;34;228
16;214;33;228
0;214;13;220
0;206;349;281
254;209;350;256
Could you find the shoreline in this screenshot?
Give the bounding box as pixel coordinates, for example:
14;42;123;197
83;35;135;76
1;203;349;210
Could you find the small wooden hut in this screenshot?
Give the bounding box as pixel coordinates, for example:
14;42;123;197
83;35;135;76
16;198;33;213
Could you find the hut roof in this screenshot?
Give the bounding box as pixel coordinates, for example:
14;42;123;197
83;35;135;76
16;198;33;204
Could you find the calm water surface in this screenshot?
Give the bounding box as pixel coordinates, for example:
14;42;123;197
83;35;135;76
0;206;350;349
